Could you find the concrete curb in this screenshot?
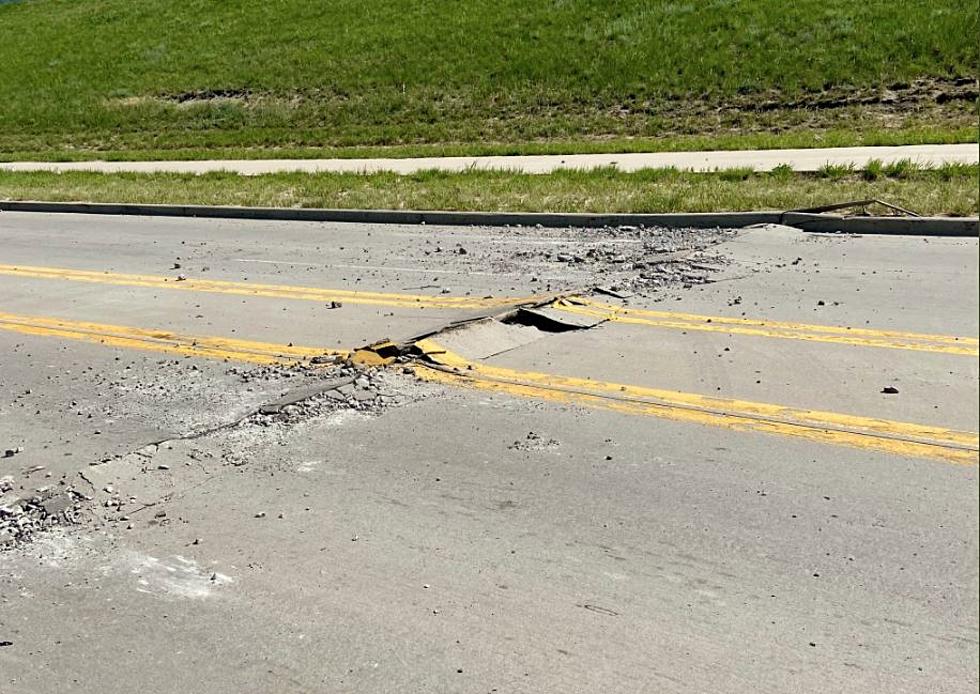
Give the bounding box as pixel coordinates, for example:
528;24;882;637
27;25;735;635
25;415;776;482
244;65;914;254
1;200;976;237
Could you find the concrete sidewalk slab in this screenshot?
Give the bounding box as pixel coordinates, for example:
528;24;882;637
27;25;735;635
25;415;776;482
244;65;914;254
1;143;976;175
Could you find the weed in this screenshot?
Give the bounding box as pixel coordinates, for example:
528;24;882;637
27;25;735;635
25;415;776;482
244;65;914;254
862;160;885;181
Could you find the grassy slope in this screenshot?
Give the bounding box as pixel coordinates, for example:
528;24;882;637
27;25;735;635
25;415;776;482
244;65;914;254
2;165;975;216
0;0;976;158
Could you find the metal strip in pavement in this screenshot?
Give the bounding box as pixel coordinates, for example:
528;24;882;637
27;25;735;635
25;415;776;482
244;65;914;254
0;264;542;310
553;298;980;356
0;311;343;365
413;339;979;466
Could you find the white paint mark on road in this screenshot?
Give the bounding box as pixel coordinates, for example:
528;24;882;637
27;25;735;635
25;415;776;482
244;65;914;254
120;553;234;599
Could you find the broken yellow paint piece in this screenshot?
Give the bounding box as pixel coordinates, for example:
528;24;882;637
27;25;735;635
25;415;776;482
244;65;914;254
413;338;979;466
351;339;400;367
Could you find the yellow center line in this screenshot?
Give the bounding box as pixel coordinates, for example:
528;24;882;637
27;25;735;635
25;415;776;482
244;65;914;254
0;310;345;365
0;263;543;310
553;298;979;356
413;338;979;465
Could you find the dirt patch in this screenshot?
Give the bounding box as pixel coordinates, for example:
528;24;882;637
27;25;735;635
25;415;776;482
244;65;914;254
736;77;977;113
106;90;303;111
101;76;977;140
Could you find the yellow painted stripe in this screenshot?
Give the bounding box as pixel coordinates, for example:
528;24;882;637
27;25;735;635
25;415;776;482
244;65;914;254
0;264;542;310
555;298;979;356
0;311;344;365
414;339;979;465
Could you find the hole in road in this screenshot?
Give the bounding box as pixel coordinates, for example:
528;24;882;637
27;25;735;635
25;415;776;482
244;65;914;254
502;308;589;333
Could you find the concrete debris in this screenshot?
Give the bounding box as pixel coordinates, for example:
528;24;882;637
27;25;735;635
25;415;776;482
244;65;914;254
594;285;635;299
508;431;560;451
0;487;84;550
247;364;404;425
478;225;735;293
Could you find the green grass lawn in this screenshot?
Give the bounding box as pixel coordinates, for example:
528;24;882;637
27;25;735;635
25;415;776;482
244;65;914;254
2;164;975;216
0;0;976;159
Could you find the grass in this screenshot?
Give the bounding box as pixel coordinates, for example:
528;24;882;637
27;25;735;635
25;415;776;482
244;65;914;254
2;164;975;216
0;0;976;159
2;125;976;163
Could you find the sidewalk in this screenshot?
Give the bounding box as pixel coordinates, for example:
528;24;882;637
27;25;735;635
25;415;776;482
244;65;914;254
1;144;976;176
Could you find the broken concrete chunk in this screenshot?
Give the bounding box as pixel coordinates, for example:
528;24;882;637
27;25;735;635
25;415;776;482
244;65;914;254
40;495;72;517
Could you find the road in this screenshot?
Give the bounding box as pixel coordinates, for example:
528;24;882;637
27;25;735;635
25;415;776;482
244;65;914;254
1;143;977;175
0;212;977;693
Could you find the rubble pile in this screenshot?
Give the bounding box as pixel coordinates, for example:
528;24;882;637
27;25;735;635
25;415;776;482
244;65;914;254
0;476;86;549
469;225;736;293
248;364;404;426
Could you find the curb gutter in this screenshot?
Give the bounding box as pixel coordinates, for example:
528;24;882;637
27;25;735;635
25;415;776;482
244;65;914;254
1;200;976;237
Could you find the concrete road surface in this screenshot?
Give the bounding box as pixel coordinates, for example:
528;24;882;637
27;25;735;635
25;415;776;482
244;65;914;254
0;212;977;693
1;143;977;176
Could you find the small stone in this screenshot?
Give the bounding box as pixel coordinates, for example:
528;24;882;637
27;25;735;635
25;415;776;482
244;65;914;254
881;386;899;394
255;511;266;518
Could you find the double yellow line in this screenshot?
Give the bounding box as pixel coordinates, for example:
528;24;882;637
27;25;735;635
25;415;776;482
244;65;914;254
0;309;975;465
413;339;979;466
2;263;976;355
0;263;540;310
0;310;344;365
551;298;980;357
